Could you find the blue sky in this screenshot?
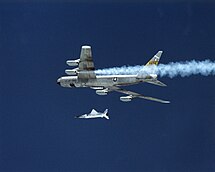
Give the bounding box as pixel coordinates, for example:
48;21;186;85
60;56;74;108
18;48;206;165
0;2;215;172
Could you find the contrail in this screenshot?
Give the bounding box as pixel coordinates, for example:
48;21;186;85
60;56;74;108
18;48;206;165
95;60;215;78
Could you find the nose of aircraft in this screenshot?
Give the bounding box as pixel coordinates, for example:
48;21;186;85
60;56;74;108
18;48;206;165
57;78;61;85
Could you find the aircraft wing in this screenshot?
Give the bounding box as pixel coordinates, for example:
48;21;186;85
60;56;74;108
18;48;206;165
78;46;96;79
107;86;170;104
90;109;98;114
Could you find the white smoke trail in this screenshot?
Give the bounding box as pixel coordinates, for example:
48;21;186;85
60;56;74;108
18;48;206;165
95;60;215;78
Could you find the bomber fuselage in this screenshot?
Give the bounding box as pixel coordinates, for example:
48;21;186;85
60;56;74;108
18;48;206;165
57;74;156;88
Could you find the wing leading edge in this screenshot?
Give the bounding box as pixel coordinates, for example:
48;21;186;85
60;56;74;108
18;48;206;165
108;86;170;104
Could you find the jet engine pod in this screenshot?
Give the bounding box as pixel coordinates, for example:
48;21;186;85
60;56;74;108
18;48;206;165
90;87;104;90
66;59;80;66
96;89;108;96
120;95;133;102
65;68;78;75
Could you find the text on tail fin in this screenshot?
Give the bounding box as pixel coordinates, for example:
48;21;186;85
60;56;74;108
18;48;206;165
145;51;163;66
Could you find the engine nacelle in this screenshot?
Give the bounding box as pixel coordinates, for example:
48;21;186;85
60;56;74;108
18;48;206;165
120;96;133;102
96;89;108;96
66;59;80;66
90;87;104;90
65;68;78;75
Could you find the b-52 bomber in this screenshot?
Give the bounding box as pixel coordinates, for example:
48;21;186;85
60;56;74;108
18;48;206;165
57;45;170;103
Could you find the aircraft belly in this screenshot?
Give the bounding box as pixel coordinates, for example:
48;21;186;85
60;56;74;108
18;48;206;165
85;115;102;119
85;77;138;87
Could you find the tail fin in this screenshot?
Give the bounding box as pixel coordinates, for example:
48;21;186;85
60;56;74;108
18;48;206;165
138;51;166;87
104;115;109;120
145;51;163;66
103;109;109;120
104;109;108;114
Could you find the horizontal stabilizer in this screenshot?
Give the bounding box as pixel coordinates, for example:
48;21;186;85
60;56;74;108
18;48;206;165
145;79;167;87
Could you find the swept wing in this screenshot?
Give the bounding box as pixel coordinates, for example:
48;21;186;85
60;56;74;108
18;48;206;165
78;46;96;79
90;109;98;114
107;86;170;104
